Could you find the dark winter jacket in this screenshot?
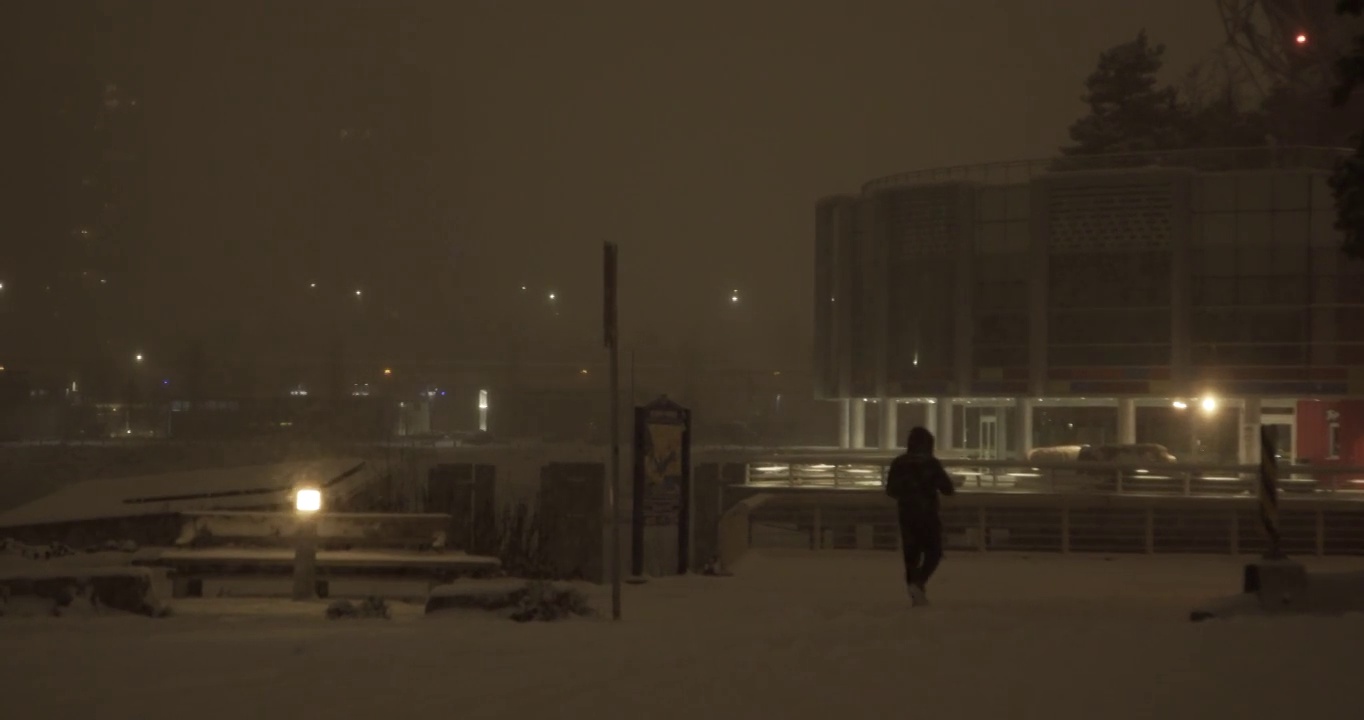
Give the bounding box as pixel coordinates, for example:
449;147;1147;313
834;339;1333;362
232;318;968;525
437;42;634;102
885;452;956;515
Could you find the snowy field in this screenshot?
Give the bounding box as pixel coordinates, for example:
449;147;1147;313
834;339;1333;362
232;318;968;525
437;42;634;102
3;550;1364;720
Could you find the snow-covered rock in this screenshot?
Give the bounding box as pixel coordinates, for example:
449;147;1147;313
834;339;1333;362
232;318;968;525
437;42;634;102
425;578;593;621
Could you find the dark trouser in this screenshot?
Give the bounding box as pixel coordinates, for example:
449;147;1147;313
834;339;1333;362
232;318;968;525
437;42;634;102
897;504;943;589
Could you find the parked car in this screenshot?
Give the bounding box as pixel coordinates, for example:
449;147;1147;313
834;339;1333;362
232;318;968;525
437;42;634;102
1022;443;1184;492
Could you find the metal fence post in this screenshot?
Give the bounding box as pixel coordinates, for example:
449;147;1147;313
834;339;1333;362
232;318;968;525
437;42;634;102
1144;507;1155;554
977;507;988;552
1061;507;1070;554
812;507;822;551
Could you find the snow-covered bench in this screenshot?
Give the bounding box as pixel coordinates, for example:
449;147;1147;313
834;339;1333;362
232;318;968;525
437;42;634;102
136;511;500;598
171;510;452;551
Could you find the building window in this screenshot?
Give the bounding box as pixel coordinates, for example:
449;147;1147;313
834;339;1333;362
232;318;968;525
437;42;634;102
1327;421;1341;460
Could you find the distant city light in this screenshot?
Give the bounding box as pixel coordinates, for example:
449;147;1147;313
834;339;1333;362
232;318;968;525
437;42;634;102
354;289;363;297
548;292;557;301
1295;32;1308;45
309;282;317;289
478;389;489;432
1172;400;1188;410
520;285;527;291
1201;396;1218;413
134;353;143;363
580;368;588;375
161;379;169;385
0;281;5;291
382;368;392;377
730;288;740;303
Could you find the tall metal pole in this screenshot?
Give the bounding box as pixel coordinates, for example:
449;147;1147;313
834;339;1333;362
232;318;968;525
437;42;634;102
604;242;622;620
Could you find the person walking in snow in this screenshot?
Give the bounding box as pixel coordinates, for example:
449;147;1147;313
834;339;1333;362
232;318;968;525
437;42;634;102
884;426;957;606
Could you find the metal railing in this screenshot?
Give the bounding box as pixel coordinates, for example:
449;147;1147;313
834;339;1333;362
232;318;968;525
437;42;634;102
740;456;1364;498
718;491;1364;566
860;145;1350;192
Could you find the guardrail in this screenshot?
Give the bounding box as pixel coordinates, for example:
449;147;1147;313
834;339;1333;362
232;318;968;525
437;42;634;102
717;491;1364;568
739;457;1364;497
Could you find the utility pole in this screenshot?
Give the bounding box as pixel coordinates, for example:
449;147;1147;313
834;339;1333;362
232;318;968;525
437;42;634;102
603;242;622;620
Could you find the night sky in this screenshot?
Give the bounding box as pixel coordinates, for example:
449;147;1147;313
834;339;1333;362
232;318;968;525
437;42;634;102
3;0;1228;381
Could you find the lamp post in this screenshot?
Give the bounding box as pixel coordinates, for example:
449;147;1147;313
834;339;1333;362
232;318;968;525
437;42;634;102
292;486;322;601
125;352;145;435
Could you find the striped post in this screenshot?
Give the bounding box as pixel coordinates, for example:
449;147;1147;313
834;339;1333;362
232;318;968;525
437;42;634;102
1258;425;1283;559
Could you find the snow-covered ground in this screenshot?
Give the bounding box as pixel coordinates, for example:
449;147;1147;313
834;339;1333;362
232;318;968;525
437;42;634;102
3;550;1363;720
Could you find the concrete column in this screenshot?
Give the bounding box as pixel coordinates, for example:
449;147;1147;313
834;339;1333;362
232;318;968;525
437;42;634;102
1117;398;1137;445
837;399;851;448
935;399;954;451
850;398;867;449
879;398;898;450
1240;397;1262;464
924;400;939;436
1014;397;1034;460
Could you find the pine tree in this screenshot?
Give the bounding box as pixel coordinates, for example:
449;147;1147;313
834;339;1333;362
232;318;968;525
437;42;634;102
1176;60;1269;148
1062;31;1185;156
1330;0;1364;260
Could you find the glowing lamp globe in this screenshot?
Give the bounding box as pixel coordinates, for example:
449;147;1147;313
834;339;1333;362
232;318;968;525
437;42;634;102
295;488;322;513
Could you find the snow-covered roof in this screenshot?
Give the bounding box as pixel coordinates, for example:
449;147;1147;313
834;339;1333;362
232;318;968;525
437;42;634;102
0;457;373;529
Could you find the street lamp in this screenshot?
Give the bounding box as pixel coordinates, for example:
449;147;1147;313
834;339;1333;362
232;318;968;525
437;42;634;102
295;487;322;513
124;353;145;435
292;486;322;600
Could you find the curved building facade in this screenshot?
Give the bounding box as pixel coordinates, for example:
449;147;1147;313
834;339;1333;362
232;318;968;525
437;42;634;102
815;147;1364;466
